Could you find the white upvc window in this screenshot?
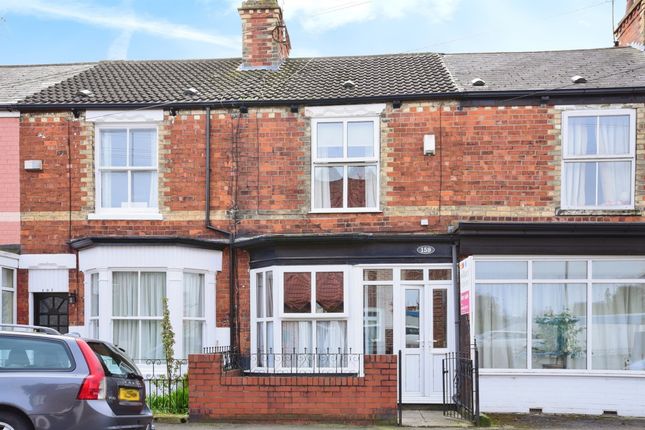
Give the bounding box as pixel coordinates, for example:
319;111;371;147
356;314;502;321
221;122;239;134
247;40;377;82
112;271;166;360
471;257;645;374
251;266;360;372
89;273;99;338
1;267;16;324
561;109;636;210
183;272;206;357
311;117;380;212
95;125;159;217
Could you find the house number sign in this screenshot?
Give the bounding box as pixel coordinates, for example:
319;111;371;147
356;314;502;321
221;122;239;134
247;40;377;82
416;245;436;255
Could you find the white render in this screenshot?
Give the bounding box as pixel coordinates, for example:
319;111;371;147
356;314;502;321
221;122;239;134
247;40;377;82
304;103;386;118
480;374;645;416
19;253;76;269
86;109;164;123
0;251;19;269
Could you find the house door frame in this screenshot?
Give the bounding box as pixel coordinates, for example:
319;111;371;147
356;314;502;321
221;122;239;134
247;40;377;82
358;264;454;404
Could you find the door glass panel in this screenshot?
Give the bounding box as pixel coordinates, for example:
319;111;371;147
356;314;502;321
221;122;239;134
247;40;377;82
433;289;448;349
401;270;423;281
405;289;421;348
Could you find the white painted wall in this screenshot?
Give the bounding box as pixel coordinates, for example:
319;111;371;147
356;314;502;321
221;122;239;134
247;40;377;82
480;374;645;417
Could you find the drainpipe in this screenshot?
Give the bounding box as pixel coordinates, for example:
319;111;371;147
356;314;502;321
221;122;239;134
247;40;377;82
204;106;237;352
451;243;461;357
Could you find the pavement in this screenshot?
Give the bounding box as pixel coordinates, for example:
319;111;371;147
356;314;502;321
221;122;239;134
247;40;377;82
154;412;645;430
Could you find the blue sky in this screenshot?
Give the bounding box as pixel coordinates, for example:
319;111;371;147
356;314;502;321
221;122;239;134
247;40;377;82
0;0;629;65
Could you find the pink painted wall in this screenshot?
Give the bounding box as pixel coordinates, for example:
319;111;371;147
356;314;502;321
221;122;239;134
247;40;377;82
0;116;20;245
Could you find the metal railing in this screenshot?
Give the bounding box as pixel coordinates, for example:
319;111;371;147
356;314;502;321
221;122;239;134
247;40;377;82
205;348;362;375
442;345;480;425
139;359;189;415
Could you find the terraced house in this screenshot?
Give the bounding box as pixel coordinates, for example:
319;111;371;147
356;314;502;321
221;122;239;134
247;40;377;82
2;0;645;422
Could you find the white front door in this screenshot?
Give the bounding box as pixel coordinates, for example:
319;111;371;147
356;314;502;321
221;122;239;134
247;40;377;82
395;267;453;403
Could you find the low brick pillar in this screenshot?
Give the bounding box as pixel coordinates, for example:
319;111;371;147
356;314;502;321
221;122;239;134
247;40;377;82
188;354;397;424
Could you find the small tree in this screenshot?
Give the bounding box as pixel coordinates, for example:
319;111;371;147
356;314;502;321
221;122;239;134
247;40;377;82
161;297;176;378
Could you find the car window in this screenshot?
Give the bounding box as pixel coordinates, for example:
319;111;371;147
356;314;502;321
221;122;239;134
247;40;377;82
88;341;139;377
0;336;73;370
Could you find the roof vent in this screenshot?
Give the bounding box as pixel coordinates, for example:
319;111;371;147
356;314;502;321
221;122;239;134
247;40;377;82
184;87;199;96
76;89;94;97
471;78;486;87
342;80;356;90
571;75;587;84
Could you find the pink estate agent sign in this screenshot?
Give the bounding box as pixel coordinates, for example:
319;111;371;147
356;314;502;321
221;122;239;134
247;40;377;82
460;290;470;315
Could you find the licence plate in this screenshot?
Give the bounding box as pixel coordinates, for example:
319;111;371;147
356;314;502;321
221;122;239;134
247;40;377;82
118;387;141;402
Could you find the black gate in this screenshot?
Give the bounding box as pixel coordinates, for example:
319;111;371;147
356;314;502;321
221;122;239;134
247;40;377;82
442;345;480;425
33;293;69;334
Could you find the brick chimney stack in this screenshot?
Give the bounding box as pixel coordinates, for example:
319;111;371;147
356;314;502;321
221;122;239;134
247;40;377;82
238;0;291;70
614;0;645;47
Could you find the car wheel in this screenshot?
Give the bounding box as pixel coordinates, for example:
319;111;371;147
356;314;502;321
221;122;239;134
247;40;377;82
0;411;31;430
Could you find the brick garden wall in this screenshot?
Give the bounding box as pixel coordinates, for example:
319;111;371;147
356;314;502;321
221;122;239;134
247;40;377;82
188;353;397;424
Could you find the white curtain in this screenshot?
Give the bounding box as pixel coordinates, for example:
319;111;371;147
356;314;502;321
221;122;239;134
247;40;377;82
112;272;137;317
314;167;331;209
592;284;645;370
316;321;347;367
598;116;630;206
565;117;592;206
141;320;163;359
183;273;205;358
184;273;204;318
282;321;312;353
365;165;377;208
140;272;165;316
113;320;138;358
476;284;527;369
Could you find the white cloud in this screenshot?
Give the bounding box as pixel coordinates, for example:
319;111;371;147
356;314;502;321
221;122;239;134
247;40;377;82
108;29;134;60
0;0;240;48
229;0;462;32
282;0;460;32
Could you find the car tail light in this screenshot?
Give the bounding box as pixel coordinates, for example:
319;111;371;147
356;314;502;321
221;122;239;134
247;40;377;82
76;338;106;400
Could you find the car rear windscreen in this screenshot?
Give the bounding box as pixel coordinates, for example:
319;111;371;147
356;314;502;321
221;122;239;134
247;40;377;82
0;336;73;370
88;341;140;377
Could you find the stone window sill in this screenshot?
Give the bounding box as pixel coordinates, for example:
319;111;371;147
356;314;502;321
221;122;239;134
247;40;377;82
556;208;642;217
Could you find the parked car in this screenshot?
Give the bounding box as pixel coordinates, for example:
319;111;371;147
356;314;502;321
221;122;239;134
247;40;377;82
0;324;154;430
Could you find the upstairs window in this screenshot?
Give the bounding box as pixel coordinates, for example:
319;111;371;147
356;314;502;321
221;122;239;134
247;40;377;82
97;127;158;213
562;109;636;210
312;118;379;212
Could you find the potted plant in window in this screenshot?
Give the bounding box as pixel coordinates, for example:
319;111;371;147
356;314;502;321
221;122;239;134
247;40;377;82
534;309;583;369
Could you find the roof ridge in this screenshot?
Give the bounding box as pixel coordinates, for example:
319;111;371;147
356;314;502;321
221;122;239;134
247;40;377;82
0;62;97;68
441;46;631;56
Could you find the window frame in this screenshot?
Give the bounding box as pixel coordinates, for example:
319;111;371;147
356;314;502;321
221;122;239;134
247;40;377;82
1;267;16;325
182;270;207;358
92;123;162;220
251;265;357;373
471;256;645;376
560;109;637;211
310;116;381;213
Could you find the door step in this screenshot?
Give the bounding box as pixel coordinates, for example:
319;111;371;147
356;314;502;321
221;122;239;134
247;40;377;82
402;410;473;428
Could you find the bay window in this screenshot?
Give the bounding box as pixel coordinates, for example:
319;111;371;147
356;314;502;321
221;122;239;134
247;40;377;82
252;266;357;372
473;258;645;372
183;273;206;357
561;109;636;210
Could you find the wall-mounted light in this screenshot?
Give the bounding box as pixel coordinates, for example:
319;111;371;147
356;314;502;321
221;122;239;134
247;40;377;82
239;106;249;114
68;292;77;305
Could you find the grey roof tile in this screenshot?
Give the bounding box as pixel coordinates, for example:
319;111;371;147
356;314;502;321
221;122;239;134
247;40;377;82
0;63;95;104
442;47;645;92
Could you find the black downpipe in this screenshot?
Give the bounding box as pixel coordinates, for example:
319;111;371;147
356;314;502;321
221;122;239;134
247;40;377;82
451;243;461;356
204;106;237;352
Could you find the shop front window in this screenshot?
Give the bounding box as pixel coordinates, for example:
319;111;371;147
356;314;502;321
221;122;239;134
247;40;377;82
473;258;645;372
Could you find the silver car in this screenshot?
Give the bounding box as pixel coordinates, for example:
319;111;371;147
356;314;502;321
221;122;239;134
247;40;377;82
0;325;154;430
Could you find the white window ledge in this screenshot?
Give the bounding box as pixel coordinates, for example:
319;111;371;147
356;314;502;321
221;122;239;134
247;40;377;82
309;209;382;214
480;369;645;378
556;208;641;216
88;212;163;221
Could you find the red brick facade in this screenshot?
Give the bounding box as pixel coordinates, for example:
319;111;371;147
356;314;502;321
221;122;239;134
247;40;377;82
0;116;20;245
188;353;397;423
615;0;644;46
